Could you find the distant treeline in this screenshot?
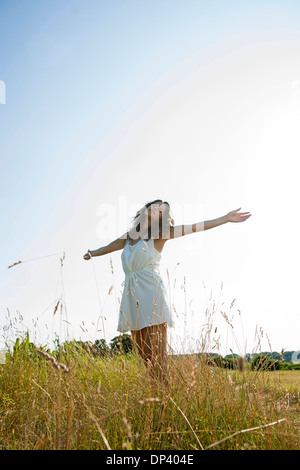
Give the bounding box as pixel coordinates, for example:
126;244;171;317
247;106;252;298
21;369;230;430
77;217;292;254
4;333;300;371
204;352;300;371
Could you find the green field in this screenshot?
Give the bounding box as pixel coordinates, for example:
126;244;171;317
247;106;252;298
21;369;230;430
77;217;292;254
260;370;300;389
0;344;299;451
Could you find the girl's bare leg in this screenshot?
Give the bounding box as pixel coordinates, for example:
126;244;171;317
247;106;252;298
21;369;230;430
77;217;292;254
132;323;169;386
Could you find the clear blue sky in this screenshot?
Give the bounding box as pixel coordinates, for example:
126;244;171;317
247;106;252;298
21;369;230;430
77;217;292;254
1;0;298;262
1;1;300;354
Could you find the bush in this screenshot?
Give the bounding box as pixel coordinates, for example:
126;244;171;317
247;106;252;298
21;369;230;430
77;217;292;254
280;362;300;370
94;338;111;356
250;354;280;371
206;354;239;370
109;334;133;355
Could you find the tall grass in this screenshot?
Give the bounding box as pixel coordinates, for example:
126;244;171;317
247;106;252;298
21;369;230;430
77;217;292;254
1;256;298;450
0;332;298;450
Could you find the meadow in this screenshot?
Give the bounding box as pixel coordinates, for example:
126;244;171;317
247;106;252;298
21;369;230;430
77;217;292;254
1;255;299;450
0;338;299;451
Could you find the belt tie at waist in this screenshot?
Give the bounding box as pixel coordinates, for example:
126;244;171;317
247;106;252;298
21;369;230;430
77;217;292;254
121;266;159;287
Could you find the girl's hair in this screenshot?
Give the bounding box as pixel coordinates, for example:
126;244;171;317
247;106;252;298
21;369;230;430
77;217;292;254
127;199;174;241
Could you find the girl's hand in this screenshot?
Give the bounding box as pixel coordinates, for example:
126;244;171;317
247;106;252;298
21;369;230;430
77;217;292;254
226;208;252;223
83;251;92;260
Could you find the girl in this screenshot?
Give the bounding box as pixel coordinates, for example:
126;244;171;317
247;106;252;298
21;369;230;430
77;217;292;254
83;201;251;384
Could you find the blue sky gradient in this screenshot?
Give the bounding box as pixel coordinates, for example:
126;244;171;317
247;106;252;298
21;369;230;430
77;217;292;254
1;1;300;353
1;0;299;258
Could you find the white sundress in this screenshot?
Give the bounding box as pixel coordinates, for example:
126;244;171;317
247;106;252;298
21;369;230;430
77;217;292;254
117;237;174;333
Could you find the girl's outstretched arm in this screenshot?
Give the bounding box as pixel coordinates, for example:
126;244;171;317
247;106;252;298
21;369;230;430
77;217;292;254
83;233;127;260
170;208;251;239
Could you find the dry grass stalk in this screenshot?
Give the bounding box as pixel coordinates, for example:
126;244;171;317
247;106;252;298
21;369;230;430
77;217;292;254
7;260;22;269
34;436;51;450
31;378;53;402
53;300;60;316
36;349;70;373
204;418;286;450
122;416;137;449
169;397;204;450
65;386;74;450
237;356;246;372
137;398;161;405
81;394;111;450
